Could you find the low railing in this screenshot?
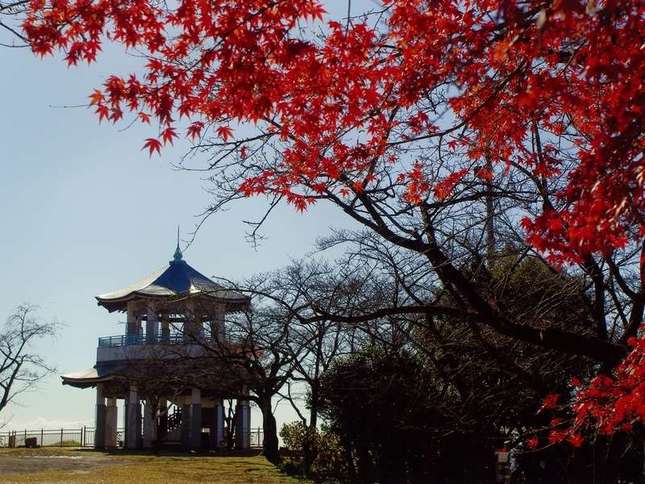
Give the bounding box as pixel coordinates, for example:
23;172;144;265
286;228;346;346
98;333;209;348
0;427;124;448
0;427;262;449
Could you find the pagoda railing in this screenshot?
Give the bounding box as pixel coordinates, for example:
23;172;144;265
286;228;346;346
98;333;212;348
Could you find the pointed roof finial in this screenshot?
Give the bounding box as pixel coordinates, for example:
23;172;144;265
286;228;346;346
173;225;183;261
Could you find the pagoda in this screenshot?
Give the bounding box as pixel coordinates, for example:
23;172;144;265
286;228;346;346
62;244;252;451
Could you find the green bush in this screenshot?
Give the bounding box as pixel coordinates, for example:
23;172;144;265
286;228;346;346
280;421;308;453
279;421;347;480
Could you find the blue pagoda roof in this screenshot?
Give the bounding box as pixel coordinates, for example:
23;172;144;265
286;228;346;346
96;248;249;312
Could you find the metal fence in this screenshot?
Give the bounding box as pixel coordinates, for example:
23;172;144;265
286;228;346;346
0;427;261;449
0;428;124;448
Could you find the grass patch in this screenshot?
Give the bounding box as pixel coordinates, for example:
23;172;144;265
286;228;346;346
0;448;308;483
45;440;81;447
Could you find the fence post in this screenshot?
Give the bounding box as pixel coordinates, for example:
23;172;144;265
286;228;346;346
60;428;63;447
81;426;85;447
41;428;44;447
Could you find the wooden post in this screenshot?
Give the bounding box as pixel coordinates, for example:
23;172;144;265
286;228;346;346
40;429;44;447
60;428;63;447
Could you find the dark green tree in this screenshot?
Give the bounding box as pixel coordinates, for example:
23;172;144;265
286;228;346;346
318;348;442;483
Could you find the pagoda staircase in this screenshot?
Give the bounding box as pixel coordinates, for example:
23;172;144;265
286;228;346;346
158;407;182;445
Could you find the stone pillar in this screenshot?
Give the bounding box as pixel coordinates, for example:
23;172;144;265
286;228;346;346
123;400;128;447
235;399;251;449
211;400;225;449
146;303;159;344
183;301;203;343
126;301;139;344
94;384;106;449
159;399;168;437
143;399;157;449
136;403;143;448
190;388;202;450
126;385;141;450
180;401;191;450
105;398;118;448
183;303;193;343
136;315;144;344
210;305;226;341
161;316;170;342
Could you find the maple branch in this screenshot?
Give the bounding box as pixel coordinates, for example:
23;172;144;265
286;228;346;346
621;241;645;342
388;61;528;147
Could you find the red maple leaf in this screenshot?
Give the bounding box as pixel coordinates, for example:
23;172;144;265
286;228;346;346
186;122;204;140
568;434;584;448
88;89;103;106
142;138;162;156
160;127;177;145
540;393;559;411
526;436;539;449
216;125;233;142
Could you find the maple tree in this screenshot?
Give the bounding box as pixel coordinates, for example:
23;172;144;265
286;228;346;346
530;328;645;449
19;0;644;451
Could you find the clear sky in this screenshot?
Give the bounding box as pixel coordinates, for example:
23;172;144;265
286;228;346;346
1;0;363;432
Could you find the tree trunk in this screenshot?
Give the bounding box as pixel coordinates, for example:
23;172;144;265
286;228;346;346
303;390;319;476
149;397;161;456
302;427;315;476
343;438;357;481
259;397;280;463
356;442;371;483
302;381;319;477
484;156;496;262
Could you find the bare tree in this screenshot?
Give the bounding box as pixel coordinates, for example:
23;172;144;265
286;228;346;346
249;262;354;474
199;301;301;463
178;261;358;463
0;304;57;421
0;0;29;48
280;317;349;475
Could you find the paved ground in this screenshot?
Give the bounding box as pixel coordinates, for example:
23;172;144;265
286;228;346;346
0;448;305;483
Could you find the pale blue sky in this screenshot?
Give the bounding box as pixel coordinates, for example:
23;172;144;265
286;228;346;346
1;0;363;431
